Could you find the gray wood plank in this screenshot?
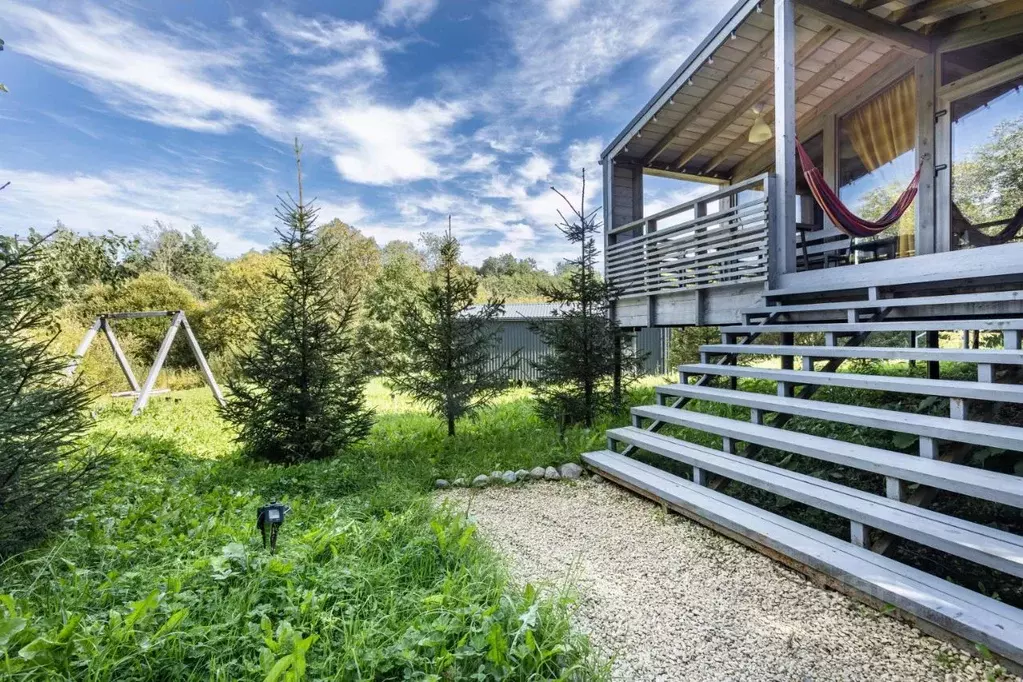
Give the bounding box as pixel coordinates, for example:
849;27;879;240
700;344;1023;365
102;319;140;392
65;318;101;377
750;289;1023;315
631;403;1023;507
582;450;1023;664
728;318;1023;334
655;383;1023;452
180;315;226;407
608;426;1023;578
679;362;1023;404
131;312;183;416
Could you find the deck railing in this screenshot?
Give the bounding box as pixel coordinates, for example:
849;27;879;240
607;174;772;300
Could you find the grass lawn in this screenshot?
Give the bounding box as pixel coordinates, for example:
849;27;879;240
0;379;645;680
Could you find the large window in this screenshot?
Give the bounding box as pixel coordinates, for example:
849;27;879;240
838;74;917;260
949;76;1023;250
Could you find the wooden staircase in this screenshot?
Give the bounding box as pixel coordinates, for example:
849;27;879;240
584;285;1023;670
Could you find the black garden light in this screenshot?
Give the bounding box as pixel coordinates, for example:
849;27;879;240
256;501;291;554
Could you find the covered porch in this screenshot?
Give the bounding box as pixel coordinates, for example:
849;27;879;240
602;0;1023;328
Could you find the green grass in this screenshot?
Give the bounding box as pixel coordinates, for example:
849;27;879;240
0;383;621;681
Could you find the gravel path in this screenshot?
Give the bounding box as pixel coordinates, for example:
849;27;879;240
441;479;1018;682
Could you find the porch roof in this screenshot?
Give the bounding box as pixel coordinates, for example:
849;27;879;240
601;0;1023;183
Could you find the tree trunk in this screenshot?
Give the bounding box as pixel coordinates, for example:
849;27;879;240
447;413;456;437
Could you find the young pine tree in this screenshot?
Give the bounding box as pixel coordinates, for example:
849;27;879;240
389;223;518;436
1;235;109;557
221;142;373;463
531;172;644;430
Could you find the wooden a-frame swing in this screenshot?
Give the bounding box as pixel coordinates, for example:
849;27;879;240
66;310;226;415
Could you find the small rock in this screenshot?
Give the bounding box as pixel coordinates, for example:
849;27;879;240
501;470;517;484
544;466;560;481
490;470;501;479
515;469;529;481
529;466;546;480
472;474;490;487
559;463;583;479
434;479;450;489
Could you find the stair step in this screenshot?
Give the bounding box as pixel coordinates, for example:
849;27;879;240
745;290;1023;317
631;403;1023;508
582;449;1023;666
607;426;1023;578
655;383;1023;452
679;362;1023;404
726;318;1023;335
700;344;1023;365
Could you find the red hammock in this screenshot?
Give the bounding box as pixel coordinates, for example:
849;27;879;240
796;139;921;239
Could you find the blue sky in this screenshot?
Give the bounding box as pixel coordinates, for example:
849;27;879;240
0;0;726;268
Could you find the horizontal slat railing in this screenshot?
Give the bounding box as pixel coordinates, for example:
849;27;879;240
607;174;772;300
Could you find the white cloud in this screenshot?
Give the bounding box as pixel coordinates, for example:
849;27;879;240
262;11;382;53
463;153;498;173
0;167;267;257
2;2;276;134
297;99;467;185
518;155;554;185
547;0;582;21
378;0;439;26
565;138;603;174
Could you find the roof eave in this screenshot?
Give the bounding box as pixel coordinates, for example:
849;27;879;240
600;0;761;162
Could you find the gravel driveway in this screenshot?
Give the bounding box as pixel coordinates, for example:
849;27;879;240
441;479;1018;682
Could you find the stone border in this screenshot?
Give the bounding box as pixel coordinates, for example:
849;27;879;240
435;463;584;489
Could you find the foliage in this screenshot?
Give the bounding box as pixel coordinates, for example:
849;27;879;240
222;147;373;464
317;219;381;316
206;251;279;362
530;175;643;429
388;228;518;436
0;390;605;681
363;240;428;371
129;222;224;298
668;326;721;367
25;224;139;309
0;236;109;558
476;253;562;303
74;272;211;371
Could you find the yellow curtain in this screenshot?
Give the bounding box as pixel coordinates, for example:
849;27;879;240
845;76;917;257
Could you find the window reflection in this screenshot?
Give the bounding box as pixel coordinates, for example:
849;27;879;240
950;78;1023;250
838;75;917;261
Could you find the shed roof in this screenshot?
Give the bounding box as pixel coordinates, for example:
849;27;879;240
467;303;573;319
602;0;1023;183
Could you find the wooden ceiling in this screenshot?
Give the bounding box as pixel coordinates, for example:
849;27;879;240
610;0;1023;182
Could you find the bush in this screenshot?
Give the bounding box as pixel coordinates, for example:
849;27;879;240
0;238;109;558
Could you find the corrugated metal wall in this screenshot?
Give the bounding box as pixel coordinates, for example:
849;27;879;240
482;321;669;382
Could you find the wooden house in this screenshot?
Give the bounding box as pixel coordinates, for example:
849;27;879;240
584;0;1023;671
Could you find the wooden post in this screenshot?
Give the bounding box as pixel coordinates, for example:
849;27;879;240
926;330;939;380
132;311;184;416
850;521;869;549
181;315;226;407
1005;330;1021;350
102;318;140;392
65;318;101;377
915;53;937;255
770;0;798;287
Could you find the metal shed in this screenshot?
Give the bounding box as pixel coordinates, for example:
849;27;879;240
470;303;670;382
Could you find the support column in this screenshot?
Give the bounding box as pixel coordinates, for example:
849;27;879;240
770;0;797;288
926;330;939;380
915;53;937;255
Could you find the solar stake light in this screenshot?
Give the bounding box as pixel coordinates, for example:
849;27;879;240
257;501;291;554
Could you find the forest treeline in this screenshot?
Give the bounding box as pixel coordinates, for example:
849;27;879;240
15;218;572;390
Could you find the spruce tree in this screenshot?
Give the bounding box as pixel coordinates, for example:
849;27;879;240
221;141;373;463
1;234;108;557
531;172;644;430
388;222;517;436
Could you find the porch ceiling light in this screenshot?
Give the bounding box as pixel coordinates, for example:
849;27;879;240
748;102;772;144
